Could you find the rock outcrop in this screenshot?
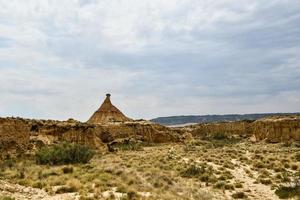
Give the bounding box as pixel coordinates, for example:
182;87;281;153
251;116;300;143
95;121;186;143
0;117;186;156
189;121;253;139
2;114;300;156
0;118;105;155
0;94;188;156
27;119;104;149
188;116;300;142
0;118;30;156
88;94;132;124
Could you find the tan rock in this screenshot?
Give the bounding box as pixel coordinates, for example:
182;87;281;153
27;120;105;149
95;121;184;143
87;94;132;124
0;117;185;155
189;115;300;143
0;117;30;157
251;115;300;143
190;121;253;139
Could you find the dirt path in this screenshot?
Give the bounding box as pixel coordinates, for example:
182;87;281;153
229;159;280;200
0;180;79;200
204;158;280;200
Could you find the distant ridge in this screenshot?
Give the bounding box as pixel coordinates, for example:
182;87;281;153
151;113;300;126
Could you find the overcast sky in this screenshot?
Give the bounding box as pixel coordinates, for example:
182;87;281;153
0;0;299;121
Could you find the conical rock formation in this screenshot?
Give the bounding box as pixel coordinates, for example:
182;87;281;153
88;94;132;124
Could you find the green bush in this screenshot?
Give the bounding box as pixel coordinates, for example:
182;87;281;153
295;152;300;161
55;185;78;194
62;166;74;174
212;132;228;140
116;143;143;151
0;159;16;169
0;196;15;200
275;186;300;199
181;164;206;177
275;172;300;199
181;163;216;183
281;141;292;147
213;181;226;189
107;139;144;152
259;178;272;185
213;181;234;190
232;192;247;199
35;142;95;165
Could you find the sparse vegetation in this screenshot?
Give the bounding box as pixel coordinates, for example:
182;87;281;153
181;164;206;178
275;186;300;199
214;181;234;190
212;132;228;140
275;172;300;199
295;152;300;161
0;196;15;200
181;163;217;184
112;142;143;151
232;192;247;199
62;166;74;174
1;139;300;199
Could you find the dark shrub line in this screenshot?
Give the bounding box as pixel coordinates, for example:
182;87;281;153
35;142;95;165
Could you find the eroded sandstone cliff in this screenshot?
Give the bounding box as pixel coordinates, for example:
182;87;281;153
88;94;132;124
251;116;300;143
0;117;186;155
27;119;104;149
1;115;299;156
95;121;186;143
189;121;253;139
188;116;300;142
0;117;30;156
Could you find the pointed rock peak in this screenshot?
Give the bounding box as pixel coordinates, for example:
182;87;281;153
105;93;111;100
87;94;132;124
102;93;112;105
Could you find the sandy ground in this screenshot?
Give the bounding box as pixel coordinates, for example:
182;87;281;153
1;142;298;200
0;180;79;200
228;159;279;200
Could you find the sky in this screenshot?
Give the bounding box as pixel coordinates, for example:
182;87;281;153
0;0;300;121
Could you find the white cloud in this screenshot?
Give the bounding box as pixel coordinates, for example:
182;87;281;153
0;0;299;120
0;0;259;52
0;64;144;120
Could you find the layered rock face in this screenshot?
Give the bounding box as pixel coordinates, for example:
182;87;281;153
0;118;30;155
251;116;300;142
96;121;186;143
189;121;253;139
27;119;104;149
1;114;299;156
0;118;186;155
88;94;132;124
189;116;300;142
0;118;105;154
0;94;187;155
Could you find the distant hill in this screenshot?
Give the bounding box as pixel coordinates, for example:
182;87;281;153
150;113;300;126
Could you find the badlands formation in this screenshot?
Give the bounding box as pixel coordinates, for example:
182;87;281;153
0;94;300;200
88;94;133;124
0;94;186;157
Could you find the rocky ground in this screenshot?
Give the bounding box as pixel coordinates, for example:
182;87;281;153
0;180;78;200
0;139;299;200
